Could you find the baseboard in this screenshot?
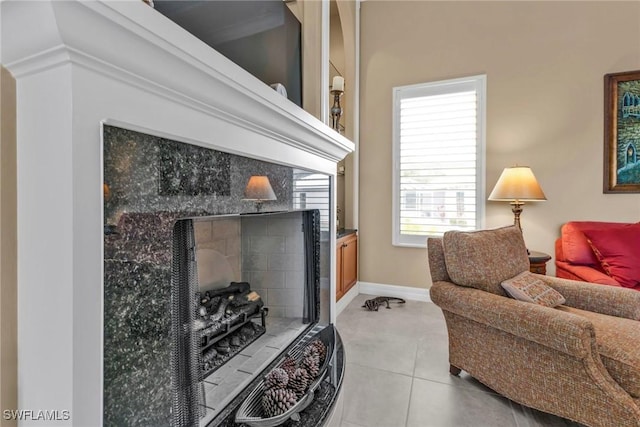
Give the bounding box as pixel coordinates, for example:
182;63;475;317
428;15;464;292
358;281;431;303
335;283;360;316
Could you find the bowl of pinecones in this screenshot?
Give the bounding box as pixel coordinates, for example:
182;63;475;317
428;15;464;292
235;325;334;427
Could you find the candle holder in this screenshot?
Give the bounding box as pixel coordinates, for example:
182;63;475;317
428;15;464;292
330;89;343;134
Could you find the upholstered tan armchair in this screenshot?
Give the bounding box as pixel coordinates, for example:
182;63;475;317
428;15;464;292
427;226;640;427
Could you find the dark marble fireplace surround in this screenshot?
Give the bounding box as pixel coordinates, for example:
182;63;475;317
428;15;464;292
103;126;342;426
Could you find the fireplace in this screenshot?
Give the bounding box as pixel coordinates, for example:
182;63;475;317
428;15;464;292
3;1;353;425
103;126;340;426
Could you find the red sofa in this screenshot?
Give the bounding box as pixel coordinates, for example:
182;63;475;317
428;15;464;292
555;221;640;290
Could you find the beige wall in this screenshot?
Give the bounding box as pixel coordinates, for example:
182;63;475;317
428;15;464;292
0;66;18;425
360;1;640;288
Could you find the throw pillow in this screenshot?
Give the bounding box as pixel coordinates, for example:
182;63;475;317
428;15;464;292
582;224;640;288
501;271;566;307
443;225;530;296
561;221;628;265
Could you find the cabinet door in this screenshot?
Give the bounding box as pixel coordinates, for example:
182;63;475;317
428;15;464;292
341;234;358;293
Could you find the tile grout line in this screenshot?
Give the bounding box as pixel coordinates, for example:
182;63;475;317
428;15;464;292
345;360;415;379
404;337;421;427
404;375;415;427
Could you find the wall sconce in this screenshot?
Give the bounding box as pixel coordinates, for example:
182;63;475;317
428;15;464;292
244;176;277;212
330;76;344;134
488;165;547;230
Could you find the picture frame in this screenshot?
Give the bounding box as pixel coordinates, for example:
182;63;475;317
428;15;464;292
604;70;640;193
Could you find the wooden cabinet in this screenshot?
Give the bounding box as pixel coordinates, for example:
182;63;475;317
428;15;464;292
336;232;358;301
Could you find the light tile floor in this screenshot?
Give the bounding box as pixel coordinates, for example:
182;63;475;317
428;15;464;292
332;294;583;427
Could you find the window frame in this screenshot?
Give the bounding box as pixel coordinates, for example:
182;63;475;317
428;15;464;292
392;75;487;248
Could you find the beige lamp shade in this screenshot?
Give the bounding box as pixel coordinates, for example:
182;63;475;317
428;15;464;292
488;166;547;202
488;166;546;231
244;176;277;201
244;176;277;212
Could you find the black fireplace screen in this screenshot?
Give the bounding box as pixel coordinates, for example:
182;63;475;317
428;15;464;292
171;219;202;426
302;210;320;324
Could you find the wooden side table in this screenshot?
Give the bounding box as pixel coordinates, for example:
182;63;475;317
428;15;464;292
529;251;552;275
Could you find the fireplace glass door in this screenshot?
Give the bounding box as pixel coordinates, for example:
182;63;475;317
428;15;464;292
175;211;320;425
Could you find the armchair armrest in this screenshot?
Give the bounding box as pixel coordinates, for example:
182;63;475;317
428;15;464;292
430;281;595;359
538;275;640;321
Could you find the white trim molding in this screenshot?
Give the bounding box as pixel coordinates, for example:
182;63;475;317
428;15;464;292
335;282;361;316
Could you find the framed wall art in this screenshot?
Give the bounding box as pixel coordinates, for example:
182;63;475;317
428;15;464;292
604;70;640;193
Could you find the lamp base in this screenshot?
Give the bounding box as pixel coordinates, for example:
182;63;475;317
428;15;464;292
510;201;524;231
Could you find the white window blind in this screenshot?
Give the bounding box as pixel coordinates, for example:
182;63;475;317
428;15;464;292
392;75;486;247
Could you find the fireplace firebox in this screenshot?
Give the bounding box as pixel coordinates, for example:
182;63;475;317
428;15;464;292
196;281;268;380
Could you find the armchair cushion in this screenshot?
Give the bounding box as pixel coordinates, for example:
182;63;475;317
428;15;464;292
442;225;529;296
582;224;640;288
558;305;640;398
501;271;565;307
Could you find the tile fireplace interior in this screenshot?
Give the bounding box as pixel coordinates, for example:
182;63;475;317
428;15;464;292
194;212;317;425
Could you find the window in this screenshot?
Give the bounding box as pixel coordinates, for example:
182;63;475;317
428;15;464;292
392;75;486;247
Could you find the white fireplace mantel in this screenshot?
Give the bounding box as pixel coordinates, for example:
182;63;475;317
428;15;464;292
1;1;353;425
3;0;354;166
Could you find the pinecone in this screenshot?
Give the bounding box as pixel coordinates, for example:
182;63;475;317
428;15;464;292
288;368;310;398
303;344;319;359
302;354;320;379
264;368;289;390
310;339;327;363
278;356;297;378
261;387;298;417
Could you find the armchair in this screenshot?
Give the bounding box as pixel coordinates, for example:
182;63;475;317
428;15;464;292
427;226;640;427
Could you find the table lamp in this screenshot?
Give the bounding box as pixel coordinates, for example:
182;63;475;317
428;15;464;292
488;166;547;230
244;176;277;212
